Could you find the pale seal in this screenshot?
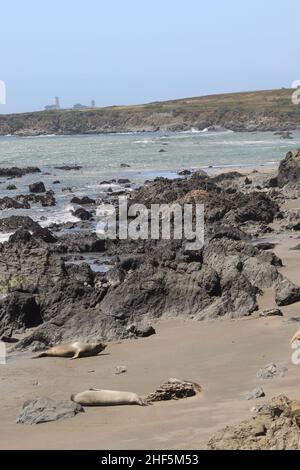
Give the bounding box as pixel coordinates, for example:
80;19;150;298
32;341;107;359
290;329;300;344
71;388;147;406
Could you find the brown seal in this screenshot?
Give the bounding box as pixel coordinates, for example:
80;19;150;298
32;341;106;359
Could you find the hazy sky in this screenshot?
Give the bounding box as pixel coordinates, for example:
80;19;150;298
1;0;299;114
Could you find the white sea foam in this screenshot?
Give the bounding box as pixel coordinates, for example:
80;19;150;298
0;233;13;243
39;204;81;227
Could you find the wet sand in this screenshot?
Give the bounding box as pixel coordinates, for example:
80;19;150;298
0;192;299;450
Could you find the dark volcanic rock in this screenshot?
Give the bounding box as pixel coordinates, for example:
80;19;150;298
29;182;46;193
6;184;17;190
126;324;156;338
73;208;93;221
178;170;192;176
31;226;57;243
0;292;42;338
17;191;56;207
274;275;300;306
0;216;40;233
54;165;82;171
265;176;278;188
54;232;105;253
212;171;243;183
130;173;279;228
0;167;41;178
277;150;300;187
1;234;283;352
256;242;276;251
0;197;30;210
16;398;84;424
117;178;131;184
71;196;96;205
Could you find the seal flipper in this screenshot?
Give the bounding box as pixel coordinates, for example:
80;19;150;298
32;353;47;359
138;397;150;406
70;350;81;360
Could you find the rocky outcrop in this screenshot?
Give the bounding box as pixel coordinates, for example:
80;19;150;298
207;395;300;450
130;173;280;233
0;154;298;351
0;292;42;339
0;167;41;178
274;275;300;306
54;232;105;253
17;191;56;207
278;150;300;187
16;398;84;424
0;230;287;350
0;197;30;210
0;215;41;232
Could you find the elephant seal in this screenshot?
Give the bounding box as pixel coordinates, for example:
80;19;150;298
71;388;147;406
32;341;107;360
290;330;300;344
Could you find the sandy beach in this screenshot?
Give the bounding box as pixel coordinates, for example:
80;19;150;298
1;190;299;450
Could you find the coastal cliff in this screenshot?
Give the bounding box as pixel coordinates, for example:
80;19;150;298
0;88;300;136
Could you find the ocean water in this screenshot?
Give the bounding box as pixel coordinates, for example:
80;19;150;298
0;129;299;238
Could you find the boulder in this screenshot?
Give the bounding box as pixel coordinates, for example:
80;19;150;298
70;196;96;205
117;178;131;184
256;363;288;380
0;197;30;210
244;387;265;400
16;398;84;424
274;275;300;306
207;395;300;450
259;308;283;317
29;182;46;193
73;208;93;221
277;150;300;187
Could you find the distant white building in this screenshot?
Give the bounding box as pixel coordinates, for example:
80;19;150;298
45;96;60;110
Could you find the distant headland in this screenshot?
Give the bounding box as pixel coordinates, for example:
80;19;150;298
0;88;300;136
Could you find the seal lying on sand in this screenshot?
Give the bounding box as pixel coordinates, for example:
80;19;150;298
32;341;107;359
290;330;300;344
71;388;148;406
